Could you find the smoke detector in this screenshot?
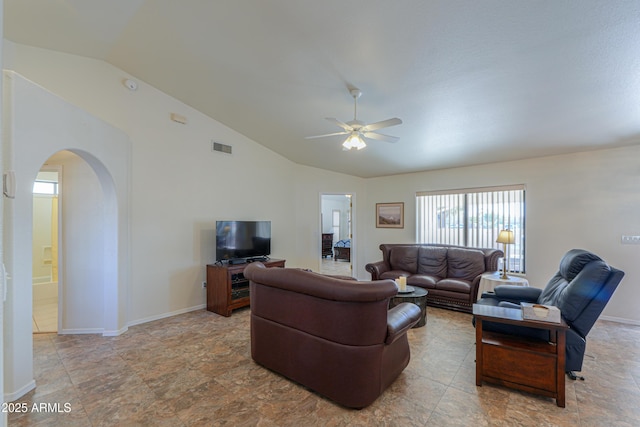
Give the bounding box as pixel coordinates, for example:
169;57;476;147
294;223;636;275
123;79;138;91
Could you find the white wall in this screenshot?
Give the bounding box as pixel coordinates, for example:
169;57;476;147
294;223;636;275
361;146;640;323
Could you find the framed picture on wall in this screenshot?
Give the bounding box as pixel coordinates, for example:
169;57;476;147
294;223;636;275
376;202;404;228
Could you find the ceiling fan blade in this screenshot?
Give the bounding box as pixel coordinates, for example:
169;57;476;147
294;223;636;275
362;132;399;143
325;117;353;131
305;131;349;140
361;117;402;132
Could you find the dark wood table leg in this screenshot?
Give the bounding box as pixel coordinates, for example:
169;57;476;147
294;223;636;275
475;317;483;386
556;329;566;407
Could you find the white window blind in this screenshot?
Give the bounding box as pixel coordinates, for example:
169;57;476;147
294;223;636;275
416;185;526;273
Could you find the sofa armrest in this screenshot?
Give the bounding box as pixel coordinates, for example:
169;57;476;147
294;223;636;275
366;260;390;280
483;249;504;272
385;303;421;345
492;285;542;303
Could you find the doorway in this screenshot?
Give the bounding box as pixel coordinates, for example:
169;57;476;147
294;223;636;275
32;167;61;333
320;194;353;276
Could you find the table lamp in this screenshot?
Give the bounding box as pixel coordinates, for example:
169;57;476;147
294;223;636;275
496;229;514;279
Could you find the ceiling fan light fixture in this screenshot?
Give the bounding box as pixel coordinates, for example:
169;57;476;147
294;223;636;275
306;87;401;149
342;133;366;150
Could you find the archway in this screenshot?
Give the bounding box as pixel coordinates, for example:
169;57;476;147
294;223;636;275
33;150;117;334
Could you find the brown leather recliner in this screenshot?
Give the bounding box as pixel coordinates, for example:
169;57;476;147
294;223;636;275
244;262;421;408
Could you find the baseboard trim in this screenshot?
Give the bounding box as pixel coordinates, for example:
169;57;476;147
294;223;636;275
59;328;104;335
4;379;36;403
599;315;640;326
58;304;206;334
127;304;206;328
103;326;129;337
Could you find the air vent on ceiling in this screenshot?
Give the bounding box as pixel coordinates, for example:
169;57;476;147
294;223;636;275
212;141;232;154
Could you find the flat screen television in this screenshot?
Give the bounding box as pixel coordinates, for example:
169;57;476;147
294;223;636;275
216;220;271;262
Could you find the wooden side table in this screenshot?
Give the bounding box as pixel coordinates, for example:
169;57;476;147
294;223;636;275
478;271;529;301
473;304;568;407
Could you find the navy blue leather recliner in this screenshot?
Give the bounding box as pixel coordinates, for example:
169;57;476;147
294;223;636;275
475;249;624;378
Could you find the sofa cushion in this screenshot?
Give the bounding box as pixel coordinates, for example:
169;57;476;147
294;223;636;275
447;248;485;282
417;246;448;277
408;274;438;289
380;271;411;281
436;278;472;293
389;246;419;274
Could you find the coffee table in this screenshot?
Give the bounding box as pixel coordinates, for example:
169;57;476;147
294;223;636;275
389;286;428;328
473;304;568;407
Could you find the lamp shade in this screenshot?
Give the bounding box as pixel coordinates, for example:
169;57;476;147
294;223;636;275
342;133;367;150
496;229;514;244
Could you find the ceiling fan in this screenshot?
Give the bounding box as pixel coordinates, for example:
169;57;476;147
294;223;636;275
306;88;402;150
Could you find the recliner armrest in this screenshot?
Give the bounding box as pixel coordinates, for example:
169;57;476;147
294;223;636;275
366;260;390;280
385;303;421;345
493;285;542;303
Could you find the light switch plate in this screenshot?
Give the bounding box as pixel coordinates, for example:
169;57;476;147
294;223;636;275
621;235;640;245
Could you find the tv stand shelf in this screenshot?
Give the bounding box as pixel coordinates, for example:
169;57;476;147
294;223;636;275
206;259;286;316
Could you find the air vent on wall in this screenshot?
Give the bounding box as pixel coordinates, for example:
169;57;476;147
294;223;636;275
212;141;232;154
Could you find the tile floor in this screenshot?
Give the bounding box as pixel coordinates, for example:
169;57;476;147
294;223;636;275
319;257;351;277
33;296;58;333
11;305;640;426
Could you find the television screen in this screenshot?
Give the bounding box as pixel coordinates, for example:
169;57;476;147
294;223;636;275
216;220;271;261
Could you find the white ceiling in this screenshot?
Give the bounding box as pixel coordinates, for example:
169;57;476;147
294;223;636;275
5;1;640;178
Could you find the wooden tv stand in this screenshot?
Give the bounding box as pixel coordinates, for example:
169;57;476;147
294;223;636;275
206;259;285;316
473;304;568;407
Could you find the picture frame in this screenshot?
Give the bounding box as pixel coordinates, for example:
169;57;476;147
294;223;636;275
376;202;404;228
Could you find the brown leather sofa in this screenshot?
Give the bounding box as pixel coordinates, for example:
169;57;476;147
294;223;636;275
243;262;421;408
366;244;503;313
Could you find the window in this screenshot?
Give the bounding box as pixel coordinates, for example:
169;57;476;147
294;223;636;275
33;180;58;195
416;185;525;273
332;210;340;245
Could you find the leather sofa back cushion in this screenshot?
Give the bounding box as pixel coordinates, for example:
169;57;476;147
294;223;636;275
417;246;448;277
447;248;485;281
389;246;419;273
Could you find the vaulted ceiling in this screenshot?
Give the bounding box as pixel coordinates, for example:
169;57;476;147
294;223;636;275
5;1;640;177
